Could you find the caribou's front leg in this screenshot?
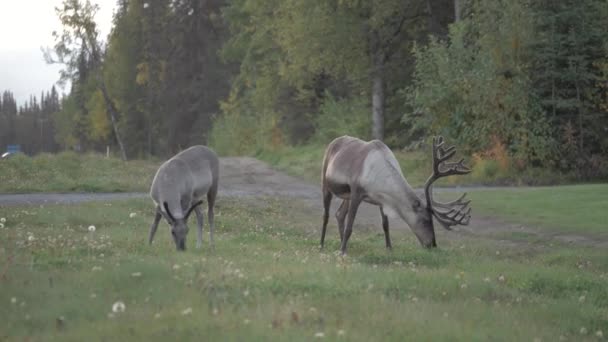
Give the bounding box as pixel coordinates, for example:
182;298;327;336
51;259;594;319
149;207;162;245
340;191;362;255
194;206;204;249
380;207;392;249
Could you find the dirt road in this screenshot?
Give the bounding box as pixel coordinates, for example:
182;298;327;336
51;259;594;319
1;157;605;248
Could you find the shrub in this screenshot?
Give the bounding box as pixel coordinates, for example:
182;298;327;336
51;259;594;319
311;93;370;143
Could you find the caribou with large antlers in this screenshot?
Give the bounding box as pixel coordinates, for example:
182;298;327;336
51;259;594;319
320;135;471;253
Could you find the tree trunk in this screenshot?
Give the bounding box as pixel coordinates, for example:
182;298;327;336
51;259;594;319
454;0;461;22
575;80;583;152
98;80;128;161
372;71;384;141
85;28;128;161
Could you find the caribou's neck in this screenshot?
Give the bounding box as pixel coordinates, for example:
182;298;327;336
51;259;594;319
368;165;421;222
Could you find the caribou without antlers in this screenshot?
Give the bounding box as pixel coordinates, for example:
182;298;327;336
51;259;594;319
320;136;471;254
149;145;219;251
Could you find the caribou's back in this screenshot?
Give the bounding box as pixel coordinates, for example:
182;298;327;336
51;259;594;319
323;136;403;190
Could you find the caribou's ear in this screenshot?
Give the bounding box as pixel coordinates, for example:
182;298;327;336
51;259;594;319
163;202;175;223
185;200;203;219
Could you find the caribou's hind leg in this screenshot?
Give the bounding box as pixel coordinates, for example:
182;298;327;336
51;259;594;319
194;206;204;249
207;186;217;250
320;190;332;249
340;190;362;255
335;199;349;243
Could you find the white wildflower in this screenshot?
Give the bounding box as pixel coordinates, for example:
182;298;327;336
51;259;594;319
28;234;35;241
88;225;96;232
172;264;181;270
181;307;192;315
112;301;126;313
578;295;586;303
483;277;491;283
131;272;142;277
596;330;604;338
0;223;4;229
0;217;6;223
337;329;346;336
498;275;506;282
212;307;219;316
243;318;251;325
143;2;149;8
243;289;250;297
129;212;137;218
314;332;325;338
154;313;161;319
580;327;588;335
92;266;102;271
11;297;17;304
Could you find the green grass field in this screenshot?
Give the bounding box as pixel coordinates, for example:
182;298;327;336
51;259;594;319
0;152;159;193
1;187;607;341
468;184;608;235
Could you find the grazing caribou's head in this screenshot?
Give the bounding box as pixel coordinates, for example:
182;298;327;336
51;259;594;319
160;201;203;251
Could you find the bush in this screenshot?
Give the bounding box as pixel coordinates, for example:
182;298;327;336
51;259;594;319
311;94;370;143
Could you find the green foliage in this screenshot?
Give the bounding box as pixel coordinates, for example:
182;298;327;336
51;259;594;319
214;0;435;150
1;194;608;340
531;0;608;171
406;0;608;174
311;94;371;143
405;0;553;162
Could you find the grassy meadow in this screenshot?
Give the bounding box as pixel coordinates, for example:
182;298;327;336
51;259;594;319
0;152;159;193
1;188;607;341
467;184;608;235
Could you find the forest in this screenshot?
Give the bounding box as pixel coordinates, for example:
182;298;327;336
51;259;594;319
1;0;607;179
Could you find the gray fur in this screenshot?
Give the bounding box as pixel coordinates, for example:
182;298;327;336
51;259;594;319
320;136;436;254
149;145;219;251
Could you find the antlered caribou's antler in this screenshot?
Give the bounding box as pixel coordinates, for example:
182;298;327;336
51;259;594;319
424;136;472;230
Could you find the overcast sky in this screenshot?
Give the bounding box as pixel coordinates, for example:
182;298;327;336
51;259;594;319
0;0;117;106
